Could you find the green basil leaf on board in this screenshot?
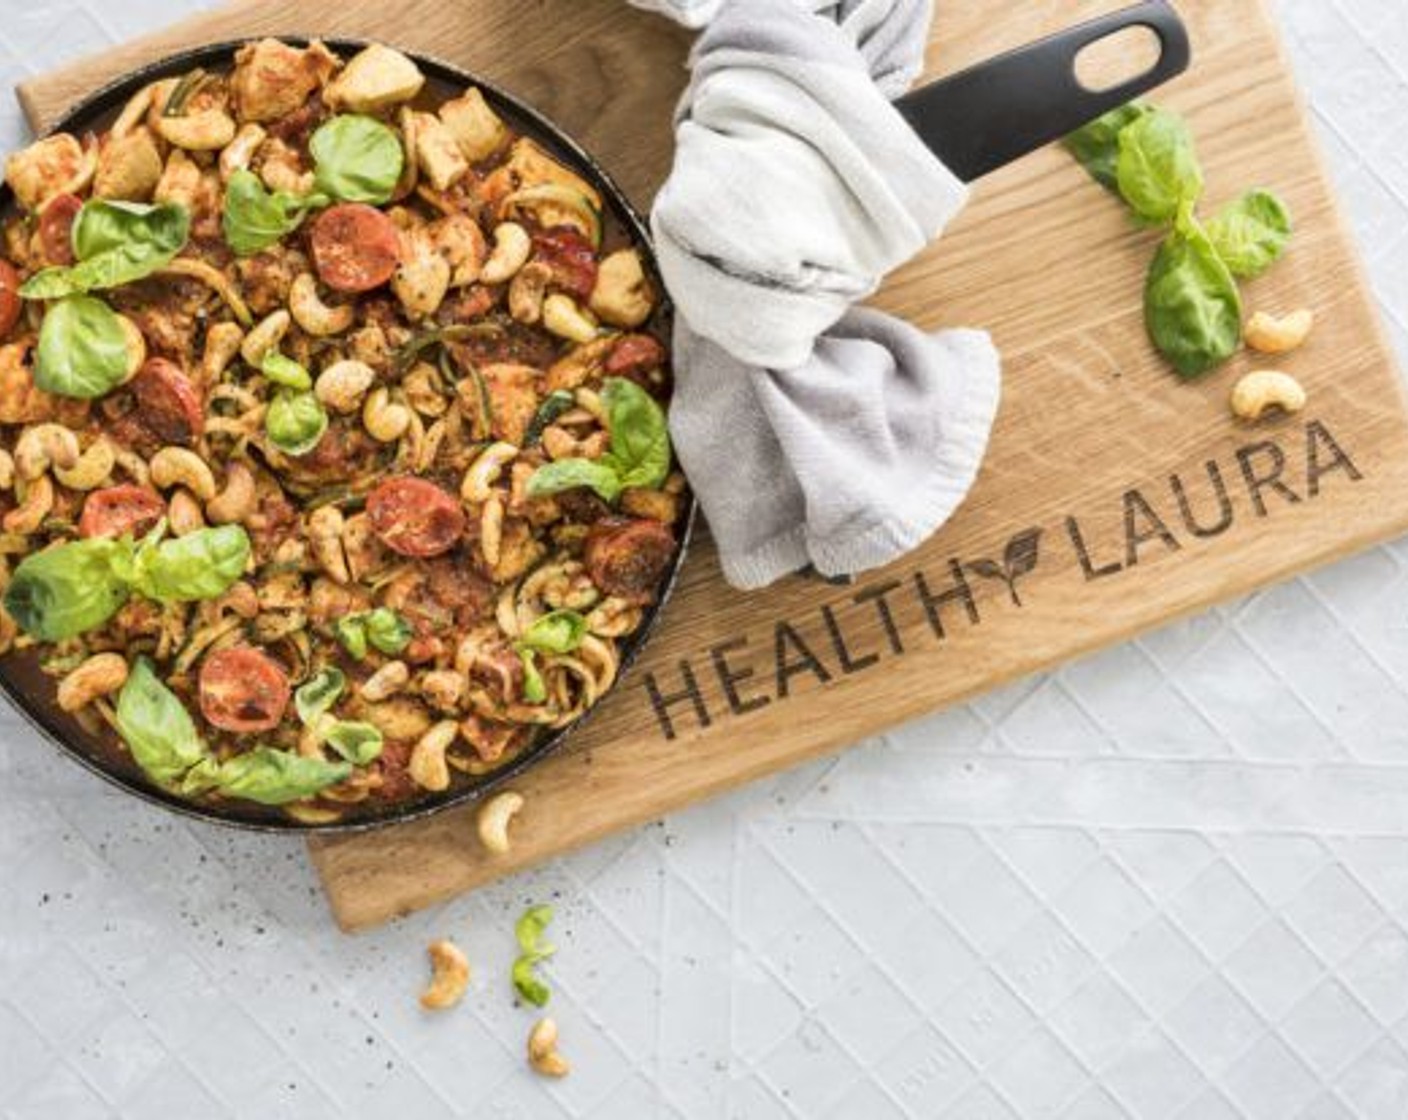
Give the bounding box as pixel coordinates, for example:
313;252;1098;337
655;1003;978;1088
116;657;211;784
260;350;313;390
511;958;551;1008
322;720;385;765
1063;101;1152;192
3;538;131;640
222;169;323;257
1205;189;1292;279
1145;227;1243;378
310;115;405;205
212;747;352;805
131;525;251;602
34;294;131;399
518;609;588;655
21;201;189;299
266;389;329;456
295;667;346;725
600;377;671;490
512;903;557;1006
526;458;623;504
1116;109;1203;225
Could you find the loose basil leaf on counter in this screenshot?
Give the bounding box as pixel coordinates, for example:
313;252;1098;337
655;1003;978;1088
266;389;329;456
310;115;404;205
1205;189;1292;279
518;609;588;655
132;525;251;602
526;458;623;504
1116;109;1203;226
518;648;547;705
212;747;352;805
1145;226;1243;378
21;200;190;299
34;294;131;399
3;538;131;640
1063;101;1152;192
512;903;557;1007
600;377;670;490
116;657;211;785
261;350;313;390
323;720;385;765
222;169;324;257
295;667;346;725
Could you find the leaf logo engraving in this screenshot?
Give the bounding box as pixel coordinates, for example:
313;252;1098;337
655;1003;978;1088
967;528;1042;607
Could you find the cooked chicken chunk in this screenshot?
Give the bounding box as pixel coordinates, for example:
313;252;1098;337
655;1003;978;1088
231;38;339;123
5;134;88;212
93;127;162;202
413;112;469;192
324;44;425;113
438;88;508;162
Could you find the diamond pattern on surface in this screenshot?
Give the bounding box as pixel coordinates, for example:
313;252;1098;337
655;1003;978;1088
4;1;1408;1118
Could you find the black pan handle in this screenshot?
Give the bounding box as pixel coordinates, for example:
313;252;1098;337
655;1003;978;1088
895;0;1192;183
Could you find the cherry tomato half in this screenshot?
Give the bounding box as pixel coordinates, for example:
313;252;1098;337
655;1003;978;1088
78;485;166;540
199;647;291;733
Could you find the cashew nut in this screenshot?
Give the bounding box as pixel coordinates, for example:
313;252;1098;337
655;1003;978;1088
149;447;217;501
0;450;13;490
54;438;115;491
3;475;53;534
360;659;410;702
1245;309;1315;355
156;109;237;152
589;248;655;329
315;359;376;414
508;262;552;325
408;719;458;791
363;387;413;442
475;790;524;854
219;123;267;181
479;222;532;285
542;294;600;344
461;442;518;502
200;321;246;384
240;308;291;367
309;505;350;583
419;669;465;712
57;653;129;712
290;273;355;337
527;1018;570;1078
14;423;80;480
206;462;257;524
167;488;207;536
419;938;470;1011
480;495;504;568
1230;370;1307;422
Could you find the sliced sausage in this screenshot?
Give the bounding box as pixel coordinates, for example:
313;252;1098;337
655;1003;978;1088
366;477;466;558
0;260;20;338
583;516;676;604
199;646;291;732
310;203;400;293
78;484;166;540
37;193;82;267
130;358;204;446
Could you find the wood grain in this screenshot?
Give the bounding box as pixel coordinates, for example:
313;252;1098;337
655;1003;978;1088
19;0;1408;932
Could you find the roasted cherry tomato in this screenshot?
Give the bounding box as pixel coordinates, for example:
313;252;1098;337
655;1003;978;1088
199;647;291;733
366;477;467;558
78;485;166;540
130;358;204;446
310;203;400;293
583;516;675;604
0;260;21;338
533;226;597;301
38;193;82;266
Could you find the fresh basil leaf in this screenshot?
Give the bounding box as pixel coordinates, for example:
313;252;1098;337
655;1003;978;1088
1205;189;1292;279
310;115;404;205
213;747;352;805
295;667;346;725
518;648;547;704
34;294;131;399
261;350;312;390
600;377;670;490
132;525;250;602
1145;226;1243;378
323;720;384;765
526;458;622;504
332;615;369;660
512;903;556;1006
518;609;588;655
116;657;211;784
4;538;131;639
1063;102;1152;192
221;169;322;257
178;755;223;796
266;389;328;456
364;607;412;655
1116;109;1203;225
21;200;189;299
524;389;576;447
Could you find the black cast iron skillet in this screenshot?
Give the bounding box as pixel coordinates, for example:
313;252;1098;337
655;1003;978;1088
0;5;1189;832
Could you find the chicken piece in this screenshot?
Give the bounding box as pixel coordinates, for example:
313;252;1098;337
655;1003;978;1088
5;134;88;212
0;341;57;425
235;246;308;317
231;38;339;123
257;137;314;196
391;227;451;320
431;212;485;288
480;138;602;212
93;127;163;202
438;87;507;163
324;44;425;113
412;111;469;192
479;363;541;445
153;149;202;208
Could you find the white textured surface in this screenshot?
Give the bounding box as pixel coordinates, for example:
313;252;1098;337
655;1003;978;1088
4;2;1408;1117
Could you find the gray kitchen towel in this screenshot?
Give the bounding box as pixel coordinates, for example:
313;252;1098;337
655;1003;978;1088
642;0;1003;590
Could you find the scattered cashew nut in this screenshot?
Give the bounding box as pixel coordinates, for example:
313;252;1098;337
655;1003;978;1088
419;939;470;1010
201;321;246;384
475;790;524;854
14;423;80;480
363;387;413;443
3;475;54;534
206;461;257;524
240;309;292;367
290;273;355;337
480;495;504;567
1230;370;1307;422
57;653;129;712
149;447;217;501
461;442;518;503
1245;309;1314;355
527;1018;570;1078
480;222;532;285
54;438;115;491
167;488;207;535
315;359;376;414
408;720;458;791
542;294;599;344
156;109;237;152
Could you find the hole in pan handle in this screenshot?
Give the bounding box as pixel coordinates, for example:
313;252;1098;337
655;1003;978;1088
894;0;1192;183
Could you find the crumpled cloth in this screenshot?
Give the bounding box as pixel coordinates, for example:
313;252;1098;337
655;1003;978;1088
636;0;1002;589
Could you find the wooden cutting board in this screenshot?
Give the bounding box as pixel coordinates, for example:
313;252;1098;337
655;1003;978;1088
20;0;1408;932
